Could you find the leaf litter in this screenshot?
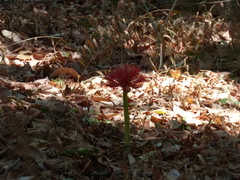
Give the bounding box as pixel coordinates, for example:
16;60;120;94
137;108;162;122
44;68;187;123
1;66;240;179
0;1;240;179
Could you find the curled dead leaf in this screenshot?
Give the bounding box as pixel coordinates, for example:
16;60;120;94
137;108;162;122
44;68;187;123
51;67;80;79
32;53;45;60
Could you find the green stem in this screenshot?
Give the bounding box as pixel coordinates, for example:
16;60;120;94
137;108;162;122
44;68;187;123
123;91;130;153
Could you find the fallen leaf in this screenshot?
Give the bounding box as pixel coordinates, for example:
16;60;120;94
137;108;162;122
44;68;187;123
32;53;45;60
2;29;21;42
168;69;181;79
166;169;180;180
33;7;48;15
50;67;80;79
153;109;167;114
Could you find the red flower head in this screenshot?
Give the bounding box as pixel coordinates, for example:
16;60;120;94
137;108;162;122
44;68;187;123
104;64;146;92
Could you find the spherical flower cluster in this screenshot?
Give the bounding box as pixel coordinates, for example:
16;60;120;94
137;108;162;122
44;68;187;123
104;64;146;92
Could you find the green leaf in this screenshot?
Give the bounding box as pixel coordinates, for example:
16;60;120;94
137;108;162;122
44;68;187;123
76;148;92;157
71;107;79;113
183;125;191;131
63;148;93;158
219;98;228;104
83;117;100;123
51;78;65;87
60;51;70;57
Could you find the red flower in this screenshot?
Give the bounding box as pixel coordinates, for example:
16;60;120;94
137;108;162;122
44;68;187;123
104;64;145;92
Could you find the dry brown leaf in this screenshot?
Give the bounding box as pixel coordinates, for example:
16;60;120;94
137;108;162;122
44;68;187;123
5;55;17;60
15;135;45;162
49;81;62;88
101;112;118;120
98;25;107;36
85;39;96;52
32;53;45;60
71;30;86;44
168;69;182;79
33;7;48;15
92;96;112;102
150;113;161;123
50;67;80;79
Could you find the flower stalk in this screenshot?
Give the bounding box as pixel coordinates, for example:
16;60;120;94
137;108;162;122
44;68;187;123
104;64;145;153
123;91;130;151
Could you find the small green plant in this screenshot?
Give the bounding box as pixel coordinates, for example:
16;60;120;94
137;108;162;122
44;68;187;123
51;78;65;88
220;98;240;107
104;64;145;153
